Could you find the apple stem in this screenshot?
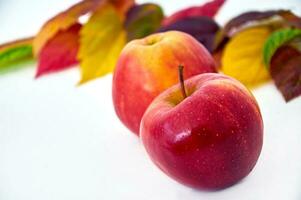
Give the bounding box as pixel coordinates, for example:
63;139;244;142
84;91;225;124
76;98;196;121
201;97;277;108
178;65;187;99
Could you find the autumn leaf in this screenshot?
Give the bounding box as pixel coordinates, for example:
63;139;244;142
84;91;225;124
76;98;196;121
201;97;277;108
163;0;225;26
0;37;34;72
77;3;126;84
33;0;134;80
36;23;81;78
111;0;135;14
263;28;301;67
125;3;164;41
33;0;104;56
221;27;272;87
215;10;301;98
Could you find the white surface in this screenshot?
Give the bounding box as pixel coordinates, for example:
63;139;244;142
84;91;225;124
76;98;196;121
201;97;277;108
0;0;301;200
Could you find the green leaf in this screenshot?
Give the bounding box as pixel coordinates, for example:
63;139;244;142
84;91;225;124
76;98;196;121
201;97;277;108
263;28;301;67
125;3;164;41
0;37;34;70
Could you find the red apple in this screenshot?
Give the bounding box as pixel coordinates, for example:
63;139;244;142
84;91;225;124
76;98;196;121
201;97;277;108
140;72;263;190
112;31;216;135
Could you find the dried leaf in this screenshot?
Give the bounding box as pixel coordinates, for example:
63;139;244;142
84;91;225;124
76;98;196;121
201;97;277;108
159;16;219;52
221;27;272;87
163;0;225;26
125;3;164;41
0;37;34;69
33;0;104;56
78;3;126;84
270;46;301;101
36;24;81;78
263;28;301;67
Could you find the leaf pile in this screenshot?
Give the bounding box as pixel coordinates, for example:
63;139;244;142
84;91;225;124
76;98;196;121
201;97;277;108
214;10;301;101
0;0;224;82
0;0;164;83
1;0;301;102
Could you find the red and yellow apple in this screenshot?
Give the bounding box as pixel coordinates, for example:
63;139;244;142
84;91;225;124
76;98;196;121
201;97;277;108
140;73;263;190
112;31;216;135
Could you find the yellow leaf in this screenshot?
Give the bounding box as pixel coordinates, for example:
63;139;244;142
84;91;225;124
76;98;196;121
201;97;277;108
221;27;272;88
77;3;126;84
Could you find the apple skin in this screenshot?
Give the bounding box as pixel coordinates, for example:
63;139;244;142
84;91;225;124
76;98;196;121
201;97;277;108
112;31;216;135
140;73;263;190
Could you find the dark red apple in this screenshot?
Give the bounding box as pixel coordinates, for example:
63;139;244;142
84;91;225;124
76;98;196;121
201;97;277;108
140;72;263;190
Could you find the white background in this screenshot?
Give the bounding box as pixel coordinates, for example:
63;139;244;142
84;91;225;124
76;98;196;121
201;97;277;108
0;0;301;199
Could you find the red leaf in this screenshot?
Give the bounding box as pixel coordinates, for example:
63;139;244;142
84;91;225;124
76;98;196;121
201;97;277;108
270;45;301;102
36;23;81;78
163;0;225;26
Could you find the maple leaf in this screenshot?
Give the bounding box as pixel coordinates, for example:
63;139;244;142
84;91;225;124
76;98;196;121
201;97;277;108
77;3;126;84
36;23;81;78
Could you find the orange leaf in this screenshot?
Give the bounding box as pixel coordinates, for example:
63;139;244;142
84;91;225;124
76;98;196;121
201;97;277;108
33;0;104;56
111;0;135;14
